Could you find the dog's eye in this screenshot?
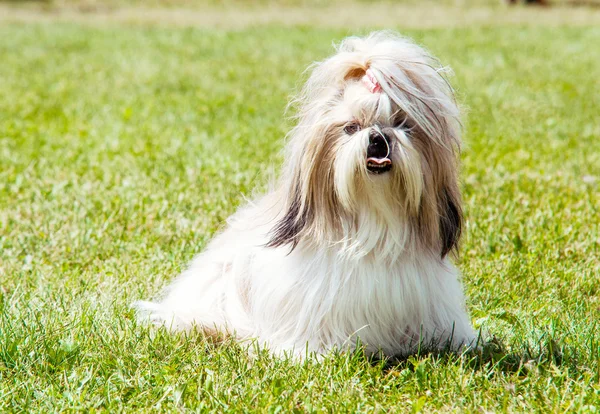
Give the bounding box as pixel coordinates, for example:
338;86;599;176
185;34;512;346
394;115;414;131
343;122;361;135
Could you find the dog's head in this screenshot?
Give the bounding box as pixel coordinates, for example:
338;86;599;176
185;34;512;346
268;32;462;259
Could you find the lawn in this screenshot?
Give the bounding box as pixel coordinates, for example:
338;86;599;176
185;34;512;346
1;2;599;411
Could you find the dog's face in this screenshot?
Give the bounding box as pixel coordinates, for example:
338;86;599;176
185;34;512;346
269;33;463;259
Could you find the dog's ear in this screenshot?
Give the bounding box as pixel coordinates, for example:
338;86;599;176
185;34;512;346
266;122;338;251
439;185;462;258
266;187;311;250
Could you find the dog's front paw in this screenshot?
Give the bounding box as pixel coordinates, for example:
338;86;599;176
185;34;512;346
132;300;187;330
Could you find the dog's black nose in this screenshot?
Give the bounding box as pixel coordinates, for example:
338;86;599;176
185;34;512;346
366;130;392;174
367;130;391;159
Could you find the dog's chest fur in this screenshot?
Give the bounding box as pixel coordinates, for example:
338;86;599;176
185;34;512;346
238;243;464;355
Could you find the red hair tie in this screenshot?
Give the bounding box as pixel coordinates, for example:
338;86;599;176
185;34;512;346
362;69;381;93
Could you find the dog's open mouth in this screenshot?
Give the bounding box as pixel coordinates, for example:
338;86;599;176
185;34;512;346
366;157;392;174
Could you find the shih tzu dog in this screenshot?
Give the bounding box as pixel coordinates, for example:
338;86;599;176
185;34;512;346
135;31;477;358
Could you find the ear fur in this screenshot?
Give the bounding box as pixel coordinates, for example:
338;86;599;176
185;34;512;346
439;186;462;258
266;186;311;249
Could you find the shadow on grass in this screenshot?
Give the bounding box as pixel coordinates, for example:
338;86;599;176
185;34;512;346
377;334;573;377
153;325;576;379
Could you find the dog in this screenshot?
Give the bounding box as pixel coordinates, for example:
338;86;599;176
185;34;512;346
135;31;477;358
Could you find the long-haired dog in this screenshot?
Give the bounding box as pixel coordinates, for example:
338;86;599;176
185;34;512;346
135;31;477;358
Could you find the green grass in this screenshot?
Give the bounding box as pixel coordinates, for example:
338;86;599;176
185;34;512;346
1;19;599;412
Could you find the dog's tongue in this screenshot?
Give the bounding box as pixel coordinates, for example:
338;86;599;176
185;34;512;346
367;157;392;166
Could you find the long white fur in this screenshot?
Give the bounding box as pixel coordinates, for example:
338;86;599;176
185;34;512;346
134;31;477;358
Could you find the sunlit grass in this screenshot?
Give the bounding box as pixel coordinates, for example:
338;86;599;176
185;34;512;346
0;22;599;411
